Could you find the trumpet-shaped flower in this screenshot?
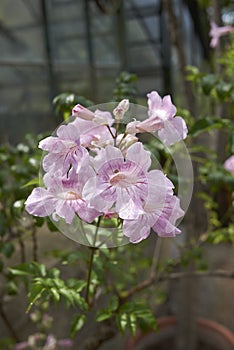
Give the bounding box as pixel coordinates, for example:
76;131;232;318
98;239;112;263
123;178;184;243
72;104;114;126
209;21;234;48
83;143;176;230
126;91;187;146
83;142;153;216
25;168;100;224
39;123;89;174
147;91;187;145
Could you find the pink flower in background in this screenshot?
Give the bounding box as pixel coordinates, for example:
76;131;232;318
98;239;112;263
39;122;89;174
209;21;234;48
126;91;187;146
224;155;234;175
15;334;73;350
25;168;100;224
45;334;73;349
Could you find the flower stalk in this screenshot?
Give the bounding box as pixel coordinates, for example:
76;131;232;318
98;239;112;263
85;216;101;306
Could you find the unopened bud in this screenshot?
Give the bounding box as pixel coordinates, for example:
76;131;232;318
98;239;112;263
72;104;94;120
113;99;129;120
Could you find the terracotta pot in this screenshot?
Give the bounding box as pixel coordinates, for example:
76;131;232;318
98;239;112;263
125;316;234;350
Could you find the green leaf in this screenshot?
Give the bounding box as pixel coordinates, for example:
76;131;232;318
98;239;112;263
108;295;119;312
216;81;233;100
128;314;137;336
5;281;18;295
0;242;14;258
21;177;39;188
34;216;44;227
201;74;217;95
8;266;31;276
46;218;58;232
116;313;128;333
189;117;233;137
50;287;60;302
96;310;112;322
33;262;46;277
59;288;74;305
27;284;46;313
70;314;86;338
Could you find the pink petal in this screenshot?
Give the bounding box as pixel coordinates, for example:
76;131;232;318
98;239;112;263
153;217;181;237
147;91;162;111
145;170;174;211
123;216;151;243
152;196;184;237
118;197;145;220
126;142;151;172
76;202;100;223
25;188;56;217
158;116;187;145
82;177;112;212
93;145;123;170
147;91;176;120
53;199;75;224
39;136;65;153
224;155;234;175
126;120;140;135
136;116;162;132
57;123;80;141
72;104;94;120
94;109;114;126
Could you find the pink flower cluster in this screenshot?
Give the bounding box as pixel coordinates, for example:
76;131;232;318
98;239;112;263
25;91;187;243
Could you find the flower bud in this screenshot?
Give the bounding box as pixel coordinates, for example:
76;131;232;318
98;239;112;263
113;99;129;120
72;104;94;120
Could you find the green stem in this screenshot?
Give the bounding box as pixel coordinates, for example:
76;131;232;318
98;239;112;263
85;216;101;306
